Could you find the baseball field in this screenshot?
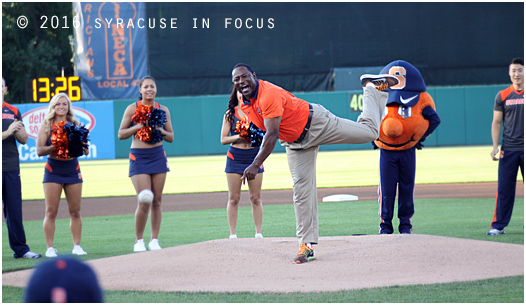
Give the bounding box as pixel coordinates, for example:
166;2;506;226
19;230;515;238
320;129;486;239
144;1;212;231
2;145;524;302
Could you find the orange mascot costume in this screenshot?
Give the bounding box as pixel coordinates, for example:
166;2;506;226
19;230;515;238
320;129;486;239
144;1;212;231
375;60;441;234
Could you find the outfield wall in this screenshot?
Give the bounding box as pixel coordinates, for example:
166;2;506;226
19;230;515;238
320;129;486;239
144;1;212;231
112;84;507;158
16;84;507;162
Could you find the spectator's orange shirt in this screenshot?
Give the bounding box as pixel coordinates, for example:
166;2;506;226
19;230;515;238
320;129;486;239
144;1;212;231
240;80;310;143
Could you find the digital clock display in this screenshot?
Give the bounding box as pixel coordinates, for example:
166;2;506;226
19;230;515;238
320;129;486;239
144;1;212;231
26;77;82;103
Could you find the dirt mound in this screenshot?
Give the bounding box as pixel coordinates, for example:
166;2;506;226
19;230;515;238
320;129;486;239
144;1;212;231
3;234;523;293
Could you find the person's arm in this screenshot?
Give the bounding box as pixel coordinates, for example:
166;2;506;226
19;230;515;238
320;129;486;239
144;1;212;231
118;105;142;140
157;106;174;143
241;116;281;183
490;110;503;161
14;121;28;144
220;113;244;145
36;122;54;156
417;106;441;147
2;119;27;144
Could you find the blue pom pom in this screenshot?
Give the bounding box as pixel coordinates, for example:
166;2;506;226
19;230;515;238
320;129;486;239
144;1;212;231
248;123;265;147
148;128;164;144
64;122;90;158
148;108;167;128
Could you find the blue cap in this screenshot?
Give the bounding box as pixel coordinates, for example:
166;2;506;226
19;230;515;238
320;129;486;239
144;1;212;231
25;257;103;303
380;60;426;107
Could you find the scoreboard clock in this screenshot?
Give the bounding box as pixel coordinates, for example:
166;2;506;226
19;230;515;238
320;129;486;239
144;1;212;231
26;76;82;103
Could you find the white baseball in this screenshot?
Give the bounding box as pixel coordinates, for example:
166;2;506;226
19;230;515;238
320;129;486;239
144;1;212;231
138;189;154;205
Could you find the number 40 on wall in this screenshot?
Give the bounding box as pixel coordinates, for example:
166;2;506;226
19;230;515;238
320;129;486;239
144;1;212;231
349;93;363;113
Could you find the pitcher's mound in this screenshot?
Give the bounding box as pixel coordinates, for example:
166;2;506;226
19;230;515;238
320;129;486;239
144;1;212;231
3;234;523;293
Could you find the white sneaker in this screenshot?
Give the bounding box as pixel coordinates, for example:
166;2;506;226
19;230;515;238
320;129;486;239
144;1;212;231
21;251;42;259
487;228;505;235
72;245;87;255
134;239;147;252
45;247;57;258
255;233;263;238
148;239;162;251
229;234;238;239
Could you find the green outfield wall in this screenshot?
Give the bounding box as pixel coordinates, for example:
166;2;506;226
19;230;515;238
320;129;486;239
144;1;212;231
113;84;508;158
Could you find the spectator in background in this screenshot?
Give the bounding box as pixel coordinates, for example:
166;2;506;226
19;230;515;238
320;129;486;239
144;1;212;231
25;257;103;303
221;91;264;239
2;77;41;259
488;57;524;235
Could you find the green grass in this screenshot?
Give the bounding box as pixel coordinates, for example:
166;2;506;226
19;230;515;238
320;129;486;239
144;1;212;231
3;197;524;302
19;145;501;200
4;275;524;303
4;145;524;302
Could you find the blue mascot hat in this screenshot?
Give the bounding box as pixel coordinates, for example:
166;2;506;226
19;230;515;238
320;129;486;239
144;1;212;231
380;60;426;107
25;257;103;303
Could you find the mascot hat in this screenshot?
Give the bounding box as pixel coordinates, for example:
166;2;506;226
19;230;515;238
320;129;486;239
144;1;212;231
25;257;103;303
380;60;426;107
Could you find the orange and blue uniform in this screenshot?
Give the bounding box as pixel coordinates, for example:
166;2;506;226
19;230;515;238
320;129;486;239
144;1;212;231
128;101;170;177
43;122;83;184
490;85;524;231
225;107;263;175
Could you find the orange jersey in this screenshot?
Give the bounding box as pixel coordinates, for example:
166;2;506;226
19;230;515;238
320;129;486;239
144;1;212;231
240;80;309;143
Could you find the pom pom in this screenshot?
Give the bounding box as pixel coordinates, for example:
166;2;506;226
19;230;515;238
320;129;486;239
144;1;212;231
64;122;90;158
248;123;266;147
132;105;167;143
149;128;164;144
235;117;252;142
136;126;152;142
148;108;167;128
235;117;266;147
131;105;152;125
50;121;70;160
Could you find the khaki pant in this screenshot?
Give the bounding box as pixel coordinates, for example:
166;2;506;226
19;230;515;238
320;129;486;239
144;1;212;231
281;86;388;244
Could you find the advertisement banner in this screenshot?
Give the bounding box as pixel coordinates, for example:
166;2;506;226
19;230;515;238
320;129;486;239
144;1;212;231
17;101;116;162
73;2;147;100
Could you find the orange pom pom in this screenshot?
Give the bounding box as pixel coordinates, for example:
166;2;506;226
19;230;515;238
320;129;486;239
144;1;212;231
50;121;70;160
136;126;153;142
235;117;251;142
131;105;152;124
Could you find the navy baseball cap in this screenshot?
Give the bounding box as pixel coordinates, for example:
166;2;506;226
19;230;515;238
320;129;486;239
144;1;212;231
380;60;426;107
25;257;103;303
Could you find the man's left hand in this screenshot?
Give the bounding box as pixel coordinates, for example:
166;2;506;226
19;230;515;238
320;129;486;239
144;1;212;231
241;163;259;184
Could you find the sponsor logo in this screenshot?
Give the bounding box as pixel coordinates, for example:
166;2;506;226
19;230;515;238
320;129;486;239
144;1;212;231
2;113;15;120
21;107;96;139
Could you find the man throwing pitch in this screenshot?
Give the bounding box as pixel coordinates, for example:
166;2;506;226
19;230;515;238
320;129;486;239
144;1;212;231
233;63;398;263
